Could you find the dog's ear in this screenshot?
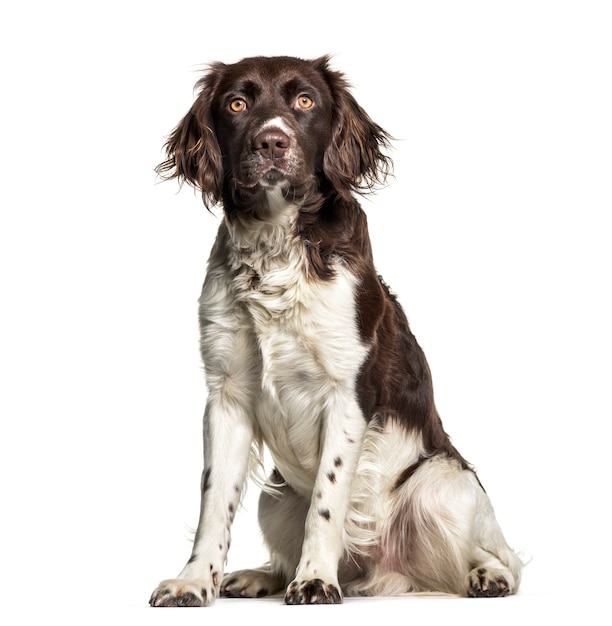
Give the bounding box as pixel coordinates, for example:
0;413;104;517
317;57;393;198
155;69;224;209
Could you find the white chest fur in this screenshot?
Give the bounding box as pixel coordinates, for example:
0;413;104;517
199;198;369;495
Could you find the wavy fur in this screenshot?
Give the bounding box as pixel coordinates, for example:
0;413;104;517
150;56;522;608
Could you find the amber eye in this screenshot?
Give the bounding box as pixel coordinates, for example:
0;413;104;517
229;99;247;113
296;95;314;110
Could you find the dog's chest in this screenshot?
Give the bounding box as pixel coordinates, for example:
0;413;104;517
231;229;361;378
226;221;369;486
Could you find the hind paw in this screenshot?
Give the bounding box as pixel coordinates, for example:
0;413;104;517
467;567;511;598
221;568;284;598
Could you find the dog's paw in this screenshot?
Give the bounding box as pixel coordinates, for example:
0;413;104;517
284;578;343;605
149;578;218;607
221;568;284;598
467;567;511;598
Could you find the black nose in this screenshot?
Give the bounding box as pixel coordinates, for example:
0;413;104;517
253;129;290;160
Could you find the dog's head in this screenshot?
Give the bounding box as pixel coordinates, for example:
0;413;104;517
156;56;392;212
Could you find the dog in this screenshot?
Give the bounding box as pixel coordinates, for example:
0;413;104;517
149;55;523;607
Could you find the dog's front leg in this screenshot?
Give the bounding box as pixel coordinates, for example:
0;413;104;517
285;393;367;605
150;398;254;607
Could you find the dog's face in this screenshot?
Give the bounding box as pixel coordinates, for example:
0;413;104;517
156;55;392;211
211;56;334;194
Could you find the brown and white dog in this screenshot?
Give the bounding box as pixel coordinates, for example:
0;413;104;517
149;55;522;607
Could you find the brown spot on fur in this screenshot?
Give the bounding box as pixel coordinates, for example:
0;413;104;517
202;467;211;493
318;508;331;521
392;456;426;491
177;592;201;607
344;430;355;444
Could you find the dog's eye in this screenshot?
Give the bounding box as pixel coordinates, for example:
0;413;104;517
295;95;314;110
229;99;247;113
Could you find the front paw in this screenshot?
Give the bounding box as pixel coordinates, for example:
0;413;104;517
284;578;343;605
149;578;218;607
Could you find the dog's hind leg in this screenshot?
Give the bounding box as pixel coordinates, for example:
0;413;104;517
377;455;523;597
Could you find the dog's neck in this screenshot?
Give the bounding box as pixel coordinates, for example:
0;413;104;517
225;186;302;259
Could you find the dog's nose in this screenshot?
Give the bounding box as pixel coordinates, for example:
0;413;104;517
253;129;290;160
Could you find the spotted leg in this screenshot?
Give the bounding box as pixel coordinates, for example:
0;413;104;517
284;393;366;605
149;395;254;606
150;266;260;608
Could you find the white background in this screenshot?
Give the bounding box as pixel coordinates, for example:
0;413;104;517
1;1;610;624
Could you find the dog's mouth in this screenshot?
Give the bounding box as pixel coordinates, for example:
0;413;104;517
237;161;296;190
232;164;316;207
259;166;288;187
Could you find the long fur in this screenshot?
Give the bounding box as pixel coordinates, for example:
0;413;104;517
149;55;522;607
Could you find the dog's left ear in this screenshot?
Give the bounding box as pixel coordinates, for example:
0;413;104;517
317;57;393;198
155;66;225;208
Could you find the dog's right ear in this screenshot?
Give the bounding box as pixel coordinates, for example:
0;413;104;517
155;70;224;209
